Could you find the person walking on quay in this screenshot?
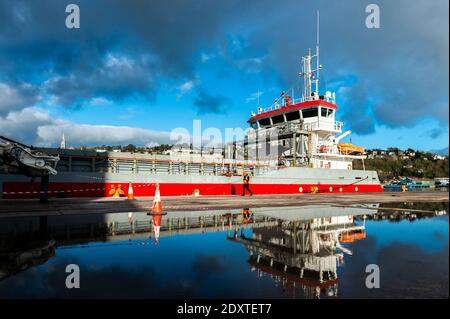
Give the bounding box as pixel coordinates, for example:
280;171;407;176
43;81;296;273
242;172;253;196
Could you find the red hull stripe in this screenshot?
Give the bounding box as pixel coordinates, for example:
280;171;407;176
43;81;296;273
248;260;340;289
2;182;382;199
249;100;338;122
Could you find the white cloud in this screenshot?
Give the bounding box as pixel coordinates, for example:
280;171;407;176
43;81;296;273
0;82;41;115
0;107;178;147
0;107;60;145
179;81;194;94
235;56;265;74
118;107;137;120
245;91;264;103
89;97;113;106
201;52;215;62
105;53;134;69
176;80;196;99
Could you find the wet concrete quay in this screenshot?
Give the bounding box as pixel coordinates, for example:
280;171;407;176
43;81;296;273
0;191;448;218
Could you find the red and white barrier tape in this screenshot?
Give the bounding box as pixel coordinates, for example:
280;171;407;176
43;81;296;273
1;183;155;195
59;240;156;250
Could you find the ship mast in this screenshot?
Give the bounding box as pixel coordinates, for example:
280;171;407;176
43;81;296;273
300;11;321;102
315;10;320;94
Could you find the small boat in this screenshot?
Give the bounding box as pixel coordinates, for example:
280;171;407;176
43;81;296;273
383;177;415;189
435;178;449;187
411;179;433;189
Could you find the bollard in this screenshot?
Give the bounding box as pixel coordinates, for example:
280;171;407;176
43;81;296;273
40;175;49;203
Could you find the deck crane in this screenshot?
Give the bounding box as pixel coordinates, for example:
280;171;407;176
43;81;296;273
0;136;60;202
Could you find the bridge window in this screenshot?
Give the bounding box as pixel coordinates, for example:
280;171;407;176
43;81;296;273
285;111;300;121
259;118;271;127
250;122;257;129
321;108;334;118
272;114;284;124
302;107;318;118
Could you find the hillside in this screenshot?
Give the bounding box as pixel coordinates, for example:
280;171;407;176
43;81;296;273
353;150;449;181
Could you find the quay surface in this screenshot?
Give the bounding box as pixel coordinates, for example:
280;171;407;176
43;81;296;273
0;191;448;218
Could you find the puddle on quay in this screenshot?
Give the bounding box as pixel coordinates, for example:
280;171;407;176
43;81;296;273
0;202;448;299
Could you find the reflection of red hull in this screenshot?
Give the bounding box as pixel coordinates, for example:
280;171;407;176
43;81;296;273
2;181;383;199
249;260;339;289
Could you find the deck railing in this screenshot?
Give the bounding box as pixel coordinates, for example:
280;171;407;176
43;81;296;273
301;121;343;132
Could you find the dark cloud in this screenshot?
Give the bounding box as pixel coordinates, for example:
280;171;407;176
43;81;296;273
338;236;449;298
0;250;253;298
44;53;158;107
374;243;449;298
0;0;252;106
425;128;445;139
0;0;448;135
193;90;230;114
339;81;378;134
0;257;159;298
433;231;446;242
191;255;228;280
239;0;449;133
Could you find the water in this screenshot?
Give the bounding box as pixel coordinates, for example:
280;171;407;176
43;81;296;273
383;187;449;192
0;202;448;299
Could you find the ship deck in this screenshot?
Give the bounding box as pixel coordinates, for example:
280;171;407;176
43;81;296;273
0;191;447;218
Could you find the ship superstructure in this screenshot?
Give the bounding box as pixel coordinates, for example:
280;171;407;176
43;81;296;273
243;38;365;170
227;206;372;299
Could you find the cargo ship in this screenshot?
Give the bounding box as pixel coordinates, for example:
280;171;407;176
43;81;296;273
0;38;382;199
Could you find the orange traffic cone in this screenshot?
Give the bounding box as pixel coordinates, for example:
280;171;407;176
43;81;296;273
127;182;135;200
151;183;163;214
152;214;162;245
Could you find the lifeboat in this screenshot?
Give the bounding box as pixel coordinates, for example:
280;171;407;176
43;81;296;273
339;231;366;243
337;143;365;155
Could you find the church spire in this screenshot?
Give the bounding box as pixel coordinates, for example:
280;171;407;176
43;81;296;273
60;133;66;149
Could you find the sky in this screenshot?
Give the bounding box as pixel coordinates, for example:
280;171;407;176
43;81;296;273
0;0;448;153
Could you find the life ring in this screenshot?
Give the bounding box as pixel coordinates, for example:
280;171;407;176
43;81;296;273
319;145;328;153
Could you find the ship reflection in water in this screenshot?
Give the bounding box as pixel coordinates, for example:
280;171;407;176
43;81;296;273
227;212;362;299
0;202;448;299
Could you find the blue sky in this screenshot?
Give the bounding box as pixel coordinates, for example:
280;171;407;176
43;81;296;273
0;0;448;152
